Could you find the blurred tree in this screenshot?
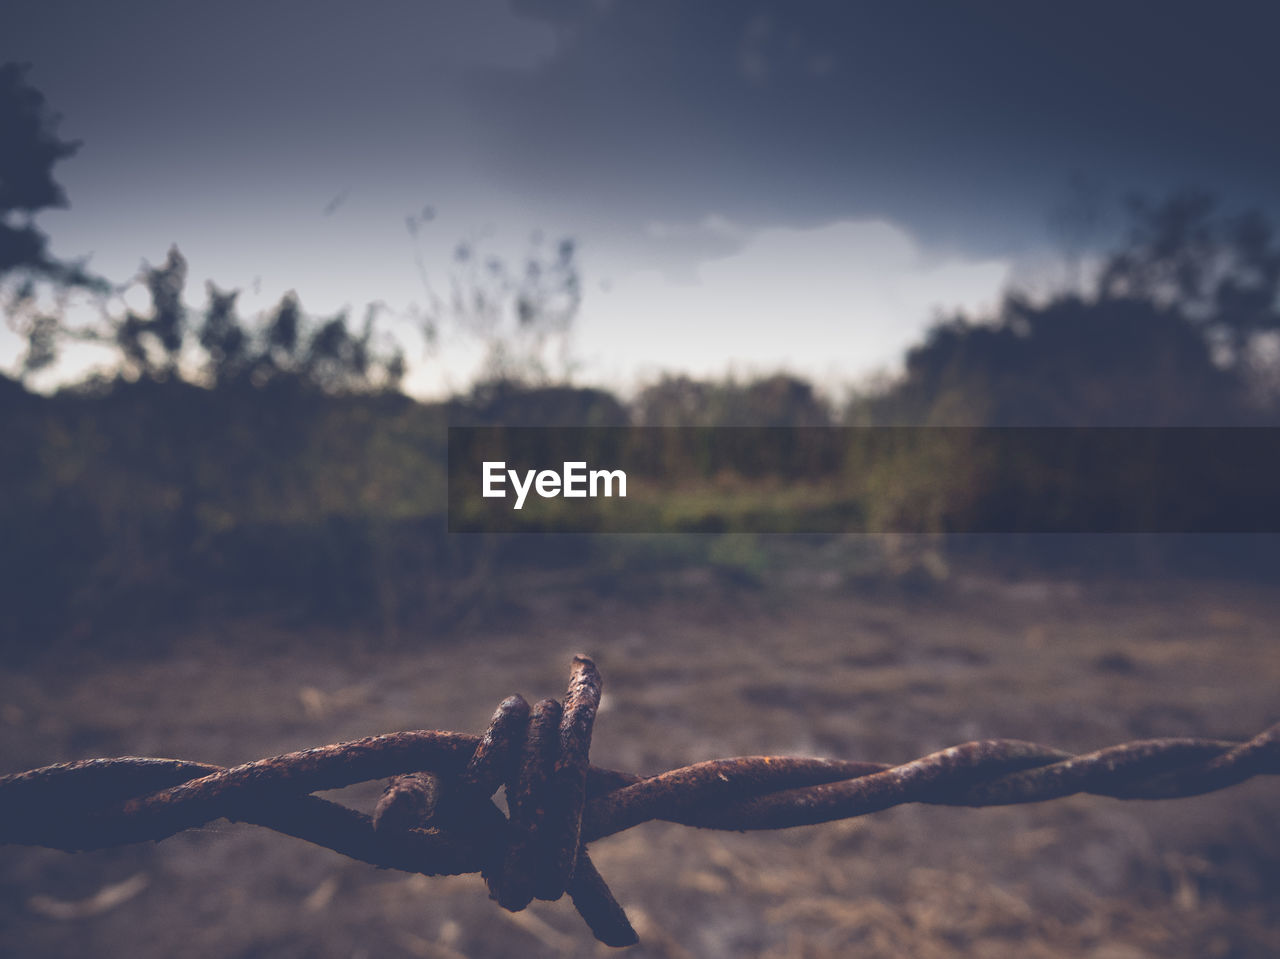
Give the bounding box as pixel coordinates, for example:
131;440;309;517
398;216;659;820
0;62;107;377
632;375;714;426
186;268;406;393
868;294;1241;426
729;374;831;427
42;244;406;393
448;380;628;426
855;192;1280;426
1098;192;1280;394
634;373;830;426
112;247;188;380
413;228;582;386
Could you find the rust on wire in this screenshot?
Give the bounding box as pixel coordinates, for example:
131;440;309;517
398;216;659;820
1;658;1278;948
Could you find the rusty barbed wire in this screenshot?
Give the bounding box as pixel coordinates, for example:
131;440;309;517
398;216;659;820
2;656;1278;947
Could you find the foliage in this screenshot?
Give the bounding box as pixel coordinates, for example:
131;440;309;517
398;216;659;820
0;62;108;375
853;193;1280;427
634;373;831;426
45;246;407;394
1099;192;1280;359
447;380;628;426
412;228;583;386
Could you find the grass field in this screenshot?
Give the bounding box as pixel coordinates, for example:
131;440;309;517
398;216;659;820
2;566;1278;958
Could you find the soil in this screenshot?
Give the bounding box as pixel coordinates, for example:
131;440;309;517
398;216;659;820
2;571;1278;958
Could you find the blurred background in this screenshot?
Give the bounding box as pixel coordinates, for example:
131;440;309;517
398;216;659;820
2;2;1279;956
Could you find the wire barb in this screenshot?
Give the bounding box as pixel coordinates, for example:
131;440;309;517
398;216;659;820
1;657;1277;947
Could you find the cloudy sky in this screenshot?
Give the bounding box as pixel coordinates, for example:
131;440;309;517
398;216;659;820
5;1;1279;394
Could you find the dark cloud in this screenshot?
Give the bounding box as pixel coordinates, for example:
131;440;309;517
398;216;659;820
2;0;1276;284
472;0;1280;253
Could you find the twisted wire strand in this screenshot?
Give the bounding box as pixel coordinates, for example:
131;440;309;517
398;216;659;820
2;656;1277;947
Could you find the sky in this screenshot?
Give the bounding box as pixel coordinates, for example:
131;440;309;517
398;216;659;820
4;0;1280;396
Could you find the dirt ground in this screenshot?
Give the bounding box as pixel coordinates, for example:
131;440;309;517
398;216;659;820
2;570;1278;958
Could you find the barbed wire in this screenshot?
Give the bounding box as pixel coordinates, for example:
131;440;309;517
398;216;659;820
2;656;1277;947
